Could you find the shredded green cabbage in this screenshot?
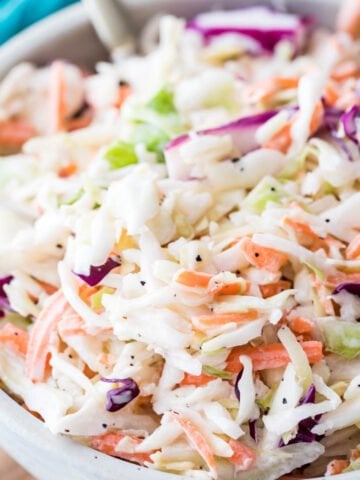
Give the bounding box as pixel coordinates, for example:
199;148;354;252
104;141;138;170
323;321;360;359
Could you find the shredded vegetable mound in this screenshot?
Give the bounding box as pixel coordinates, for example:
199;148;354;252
0;3;360;479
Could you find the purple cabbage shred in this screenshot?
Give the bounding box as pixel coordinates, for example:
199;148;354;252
0;276;13;317
74;257;120;287
333;282;360;298
279;384;322;446
101;377;140;413
341;105;359;145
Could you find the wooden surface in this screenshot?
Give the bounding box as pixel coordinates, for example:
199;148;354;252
0;449;34;480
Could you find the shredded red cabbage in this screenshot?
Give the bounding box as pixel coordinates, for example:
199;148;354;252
248;419;257;443
0;275;13;317
323;106;354;161
101;377;140;412
234;370;243;401
187;7;311;54
341;105;359;145
74;257;120;287
279;384;322;446
166;111;278;154
333;282;360;297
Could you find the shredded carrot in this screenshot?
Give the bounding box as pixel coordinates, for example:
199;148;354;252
309;102;324;133
176;270;240;296
260;280;292;299
49;61;66;134
333;61;359;81
79;284;100;304
113;84;132;109
263;101;324;153
325;459;350;476
192;311;259;331
248;76;299;103
58;307;111;338
336;0;360;39
263;122;292;153
58;309;88;337
58;163;77;178
176;270;212;289
180;372;216;387
36;280;58;296
283;217;319;248
228;439;256;471
0;120;36;147
346;234;360;260
289;316;314;334
91;433;153;466
25;289;67;382
240;237;288;273
97;353;116;368
169;412;217;478
312;278;335;316
0;323;29;356
336;91;360;111
327;272;360;287
323;82;340;106
208;282;241;296
226;341;323;374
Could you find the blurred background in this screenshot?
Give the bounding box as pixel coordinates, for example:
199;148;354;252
0;0;78;44
0;1;79;477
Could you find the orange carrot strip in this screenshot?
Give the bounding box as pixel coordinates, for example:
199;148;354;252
325;459;350;476
208;283;241;296
332;61;359;81
263;122;292;153
49;61;66;134
58;308;112;338
283;217;319;247
192;311;259;331
260;280;292;299
169;412;217;478
346;234;360;260
323;82;340;107
240;238;288;273
176;270;212;289
79;284;100;304
0;120;36;147
327;272;360;287
309;102;324;133
176;270;240;296
226;341;323;374
263;101;324;153
180;372;216;387
58;163;77;178
91;433;153;466
228;440;256;471
113;85;132;109
0;323;29;356
336;0;360;39
289;316;314;335
25;290;67;382
36;280;58;296
248;76;299;103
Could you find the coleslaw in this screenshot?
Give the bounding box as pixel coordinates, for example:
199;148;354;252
0;3;360;479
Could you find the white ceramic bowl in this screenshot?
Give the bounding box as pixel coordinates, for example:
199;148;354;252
0;1;357;479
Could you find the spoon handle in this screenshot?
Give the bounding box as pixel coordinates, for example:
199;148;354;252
82;0;134;51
